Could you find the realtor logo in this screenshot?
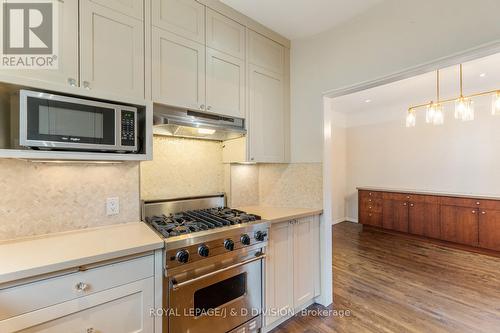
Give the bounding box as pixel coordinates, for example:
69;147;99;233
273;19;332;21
1;0;58;69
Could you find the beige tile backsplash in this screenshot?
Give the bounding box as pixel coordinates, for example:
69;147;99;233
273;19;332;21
259;163;323;209
228;163;323;209
140;136;224;200
0;134;322;240
0;159;140;240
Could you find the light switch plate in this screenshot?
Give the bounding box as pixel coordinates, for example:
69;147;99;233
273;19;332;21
106;197;119;216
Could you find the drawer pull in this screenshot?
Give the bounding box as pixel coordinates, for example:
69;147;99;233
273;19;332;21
410;203;414;207
369;206;372;209
369;199;372;202
403;203;407;206
472;210;476;214
75;282;89;292
481;211;486;215
476;202;480;205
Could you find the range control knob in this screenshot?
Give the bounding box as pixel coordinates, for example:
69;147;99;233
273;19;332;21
224;239;235;251
175;249;189;264
198;245;209;257
240;234;251;246
254;231;267;242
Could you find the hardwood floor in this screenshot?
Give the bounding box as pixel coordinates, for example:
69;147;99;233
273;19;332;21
270;222;500;333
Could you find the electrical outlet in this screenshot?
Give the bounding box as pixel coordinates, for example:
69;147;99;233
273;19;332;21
106;197;119;216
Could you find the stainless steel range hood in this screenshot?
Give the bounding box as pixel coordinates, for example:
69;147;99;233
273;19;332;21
153;105;246;141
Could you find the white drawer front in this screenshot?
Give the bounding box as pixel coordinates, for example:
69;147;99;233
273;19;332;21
0;255;154;320
1;277;154;333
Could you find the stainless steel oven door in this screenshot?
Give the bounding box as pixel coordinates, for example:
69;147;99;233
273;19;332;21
167;253;264;333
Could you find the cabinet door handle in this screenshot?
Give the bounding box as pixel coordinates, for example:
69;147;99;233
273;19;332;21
410;203;414;207
403;203;407;206
472;210;476;214
207;106;212;111
476;202;480;205
83;81;91;90
67;78;76;87
200;104;205;110
481;211;486;215
86;328;94;333
75;282;89;292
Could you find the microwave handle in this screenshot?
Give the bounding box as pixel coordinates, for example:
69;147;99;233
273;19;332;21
171;254;266;291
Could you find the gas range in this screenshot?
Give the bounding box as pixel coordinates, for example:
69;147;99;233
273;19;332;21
146;207;262;239
142;194;268;333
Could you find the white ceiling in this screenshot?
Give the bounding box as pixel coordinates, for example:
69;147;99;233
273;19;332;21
332;52;500;115
220;0;384;40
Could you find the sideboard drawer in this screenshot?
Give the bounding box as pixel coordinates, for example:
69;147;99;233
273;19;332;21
0;255;154;320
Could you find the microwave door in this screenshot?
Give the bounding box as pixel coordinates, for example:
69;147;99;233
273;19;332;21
22;95;117;151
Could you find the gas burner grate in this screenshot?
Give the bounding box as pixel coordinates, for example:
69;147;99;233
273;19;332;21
145;208;261;238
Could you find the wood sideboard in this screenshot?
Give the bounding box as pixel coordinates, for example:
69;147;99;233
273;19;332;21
358;189;500;252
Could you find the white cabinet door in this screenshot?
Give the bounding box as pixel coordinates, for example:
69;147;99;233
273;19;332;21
0;0;79;88
80;0;144;98
152;0;205;44
1;278;154;333
248;64;285;163
206;48;245;118
292;217;316;308
206;8;245;59
248;30;284;74
152;27;205;110
265;221;293;327
89;0;144;19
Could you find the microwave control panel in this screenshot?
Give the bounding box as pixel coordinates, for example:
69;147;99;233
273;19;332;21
120;110;136;147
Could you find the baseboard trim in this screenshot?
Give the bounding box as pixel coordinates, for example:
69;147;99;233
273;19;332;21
332;218;345;225
345;217;358;223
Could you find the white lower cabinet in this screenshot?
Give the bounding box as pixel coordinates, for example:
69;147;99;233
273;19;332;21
265;215;320;330
0;255;156;333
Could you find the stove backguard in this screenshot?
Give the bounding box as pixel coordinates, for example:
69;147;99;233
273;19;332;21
142;194;226;220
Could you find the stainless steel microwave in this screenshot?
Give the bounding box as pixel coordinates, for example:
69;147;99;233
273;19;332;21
15;90;138;152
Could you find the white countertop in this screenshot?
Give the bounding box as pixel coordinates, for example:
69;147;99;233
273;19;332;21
237;206;323;224
0;222;163;285
357;186;500;200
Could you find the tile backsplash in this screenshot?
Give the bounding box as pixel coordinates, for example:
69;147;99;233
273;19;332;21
0;159;140;240
140;136;225;200
229;163;323;209
0;134;322;241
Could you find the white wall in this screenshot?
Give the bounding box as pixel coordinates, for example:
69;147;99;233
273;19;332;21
342;95;500;220
291;0;500;162
331;112;347;223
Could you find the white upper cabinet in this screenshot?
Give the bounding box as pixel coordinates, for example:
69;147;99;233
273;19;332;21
152;28;206;111
152;0;205;44
206;8;245;59
80;0;145;98
0;0;79;88
89;0;143;19
248;64;285;163
249;30;284;74
206;48;245;118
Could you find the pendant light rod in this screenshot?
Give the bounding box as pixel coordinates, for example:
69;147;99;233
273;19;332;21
436;70;440;102
459;64;463;97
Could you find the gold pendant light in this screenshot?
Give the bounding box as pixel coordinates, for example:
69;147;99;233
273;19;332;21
425;70;444;125
405;108;416;127
492;91;500;115
454;64;474;121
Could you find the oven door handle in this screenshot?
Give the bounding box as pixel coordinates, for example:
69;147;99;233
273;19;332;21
171;254;266;291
